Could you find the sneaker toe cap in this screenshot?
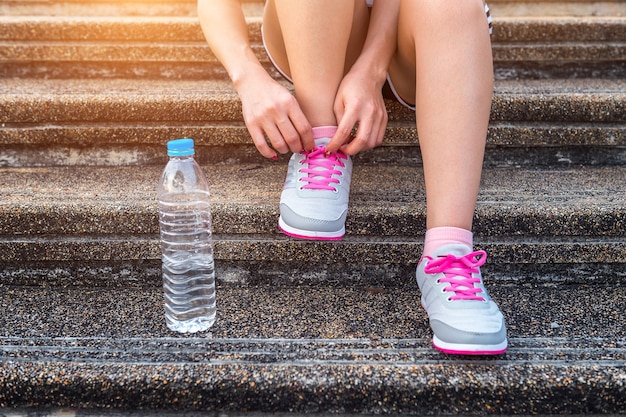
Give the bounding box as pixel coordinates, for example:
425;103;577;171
279;203;347;233
430;314;507;346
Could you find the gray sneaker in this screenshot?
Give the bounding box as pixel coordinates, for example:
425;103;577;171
279;137;352;240
416;243;507;355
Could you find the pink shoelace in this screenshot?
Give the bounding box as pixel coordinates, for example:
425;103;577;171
424;251;488;301
299;146;347;191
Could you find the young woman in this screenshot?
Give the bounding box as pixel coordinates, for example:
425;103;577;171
198;0;507;355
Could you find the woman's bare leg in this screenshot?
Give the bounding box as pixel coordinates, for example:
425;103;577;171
399;0;507;356
390;0;493;231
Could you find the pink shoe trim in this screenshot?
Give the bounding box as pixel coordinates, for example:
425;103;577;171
433;343;508;356
279;225;344;241
432;335;508;356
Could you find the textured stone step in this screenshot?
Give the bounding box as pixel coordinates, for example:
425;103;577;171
1;0;623;17
1;3;623;414
1;78;624;167
492;1;626;17
0;282;624;413
1;164;624;287
2;15;623;43
3;77;623;127
0;0;262;17
0;13;624;79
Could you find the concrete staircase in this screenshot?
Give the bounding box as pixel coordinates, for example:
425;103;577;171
1;0;625;414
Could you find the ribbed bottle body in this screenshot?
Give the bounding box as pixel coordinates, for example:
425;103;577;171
157;151;215;333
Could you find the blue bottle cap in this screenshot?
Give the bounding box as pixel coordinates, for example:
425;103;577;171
167;138;195;156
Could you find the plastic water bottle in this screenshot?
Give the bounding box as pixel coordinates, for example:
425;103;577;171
157;138;216;333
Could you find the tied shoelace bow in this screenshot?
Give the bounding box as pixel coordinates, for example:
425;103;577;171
299;146;347;191
424;251;488;301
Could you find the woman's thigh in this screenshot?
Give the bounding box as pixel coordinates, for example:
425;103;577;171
388;0;491;107
262;0;371;81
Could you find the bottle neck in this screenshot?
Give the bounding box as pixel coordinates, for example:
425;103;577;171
169;155;194;160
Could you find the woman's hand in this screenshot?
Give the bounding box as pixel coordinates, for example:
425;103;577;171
236;67;314;159
324;0;398;156
198;0;314;160
325;67;388;156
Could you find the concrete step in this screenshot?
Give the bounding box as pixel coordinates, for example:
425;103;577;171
492;1;626;17
0;282;624;413
1;78;624;167
0;11;624;79
1;163;624;287
0;0;263;17
1;0;623;17
0;3;623;414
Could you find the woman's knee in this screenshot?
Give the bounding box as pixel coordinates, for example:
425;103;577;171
403;0;486;29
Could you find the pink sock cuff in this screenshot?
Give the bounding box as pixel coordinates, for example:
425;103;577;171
312;126;338;139
424;226;473;256
426;226;473;243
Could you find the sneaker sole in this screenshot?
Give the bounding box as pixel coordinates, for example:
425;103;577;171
419;303;508;356
432;335;508;356
278;216;345;241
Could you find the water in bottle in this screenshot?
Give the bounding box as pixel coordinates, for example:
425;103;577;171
157;138;216;333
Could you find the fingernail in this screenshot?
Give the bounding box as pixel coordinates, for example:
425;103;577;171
272;155;278;161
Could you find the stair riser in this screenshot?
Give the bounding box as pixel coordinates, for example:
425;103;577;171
1;17;623;43
2;93;625;124
2;258;625;288
2;121;625;146
1;48;623;80
1;237;625;268
1;43;622;63
2;140;624;168
0;360;624;414
1;202;624;237
494;61;626;80
4;60;626;80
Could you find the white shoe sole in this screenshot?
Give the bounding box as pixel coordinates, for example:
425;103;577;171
279;216;345;241
432;334;508;355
